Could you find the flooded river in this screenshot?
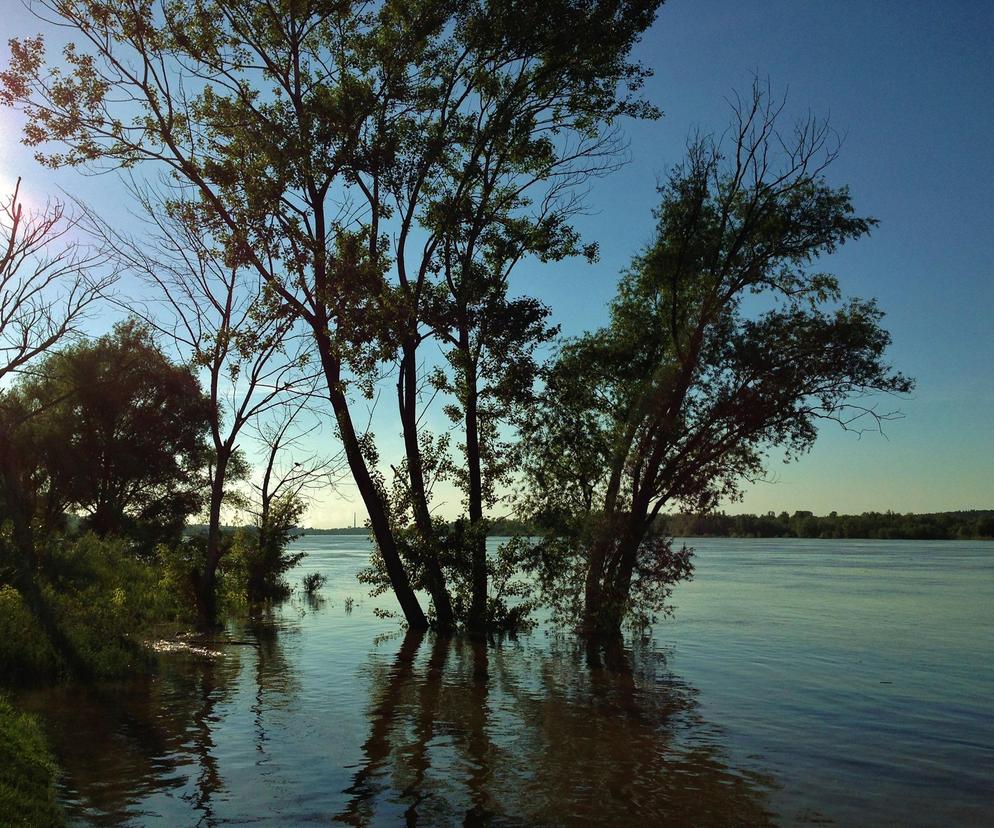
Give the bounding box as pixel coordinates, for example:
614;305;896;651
18;537;994;826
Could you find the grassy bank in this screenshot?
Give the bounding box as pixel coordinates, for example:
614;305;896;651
0;696;63;827
0;536;186;684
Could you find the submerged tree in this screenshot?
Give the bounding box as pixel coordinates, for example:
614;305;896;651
242;396;342;603
1;0;663;628
432;258;558;634
520;83;913;636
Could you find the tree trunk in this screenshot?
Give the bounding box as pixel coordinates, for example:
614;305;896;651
582;517;640;638
0;427;38;576
316;334;428;630
197;448;230;627
582;517;621;636
398;341;454;629
583;511;653;637
463;355;487;637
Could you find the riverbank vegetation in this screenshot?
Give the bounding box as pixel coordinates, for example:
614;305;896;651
304;510;994;541
0;0;923;659
660;510;994;541
0;695;62;826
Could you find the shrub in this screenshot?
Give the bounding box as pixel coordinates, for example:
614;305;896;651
0;586;59;682
0;534;195;683
0;695;63;827
302;572;327;595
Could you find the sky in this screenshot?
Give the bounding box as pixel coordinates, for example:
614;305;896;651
1;1;992;525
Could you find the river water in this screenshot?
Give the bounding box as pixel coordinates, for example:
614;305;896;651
17;537;994;826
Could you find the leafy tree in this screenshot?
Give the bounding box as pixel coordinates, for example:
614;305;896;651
1;0;663;629
15;320;212;548
520;83;913;636
0;178;114;580
432;275;557;633
88;192;319;622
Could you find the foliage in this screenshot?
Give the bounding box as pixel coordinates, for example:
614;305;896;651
661;510;994;541
519;83;913;634
12;320;212;549
302;572;327;595
0;695;63;827
0;585;59;682
0;0;665;631
0;534;194;683
245;492;307;602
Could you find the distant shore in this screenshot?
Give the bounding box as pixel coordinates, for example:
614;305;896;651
294;510;994;542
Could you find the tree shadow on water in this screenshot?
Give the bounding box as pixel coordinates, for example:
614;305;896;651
337;631;776;827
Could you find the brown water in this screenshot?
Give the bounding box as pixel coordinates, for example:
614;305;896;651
17;537;994;826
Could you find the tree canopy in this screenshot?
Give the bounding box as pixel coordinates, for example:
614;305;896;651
520;84;913;634
15;321;212;548
0;0;665;629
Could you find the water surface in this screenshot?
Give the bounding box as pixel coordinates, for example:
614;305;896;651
19;537;994;826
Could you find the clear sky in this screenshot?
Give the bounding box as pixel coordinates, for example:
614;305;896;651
2;1;992;524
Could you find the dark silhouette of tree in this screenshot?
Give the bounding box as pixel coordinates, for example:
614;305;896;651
431;253;559;635
14;321;212;548
88;194;323;621
0;178;115;577
1;0;663;629
520;81;914;636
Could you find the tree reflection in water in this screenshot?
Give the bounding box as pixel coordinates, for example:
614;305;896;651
15;642;243;826
339;632;775;827
16;616;775;826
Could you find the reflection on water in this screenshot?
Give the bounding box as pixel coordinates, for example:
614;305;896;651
15;537;994;826
339;632;774;826
18;646;244;825
19;613;773;826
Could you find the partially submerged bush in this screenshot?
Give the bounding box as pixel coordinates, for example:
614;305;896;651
0;695;63;827
219;496;307;606
302;572;327;595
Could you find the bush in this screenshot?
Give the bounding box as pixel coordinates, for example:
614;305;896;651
0;695;63;827
0;534;195;683
0;586;59;682
302;572;327;595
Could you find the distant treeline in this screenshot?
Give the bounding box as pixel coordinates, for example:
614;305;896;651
297;520;530;537
658;510;994;540
297;512;994;541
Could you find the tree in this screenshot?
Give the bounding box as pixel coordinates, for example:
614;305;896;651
16;320;212;548
243;396;342;603
520;82;913;636
0;178;114;577
88;189;320;621
2;0;663;629
432;267;557;634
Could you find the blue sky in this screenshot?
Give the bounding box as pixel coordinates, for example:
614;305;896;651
2;1;991;523
507;0;994;518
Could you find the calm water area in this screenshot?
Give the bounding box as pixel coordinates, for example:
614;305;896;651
16;537;994;826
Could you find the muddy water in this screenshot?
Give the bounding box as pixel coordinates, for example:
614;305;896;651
18;537;994;826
